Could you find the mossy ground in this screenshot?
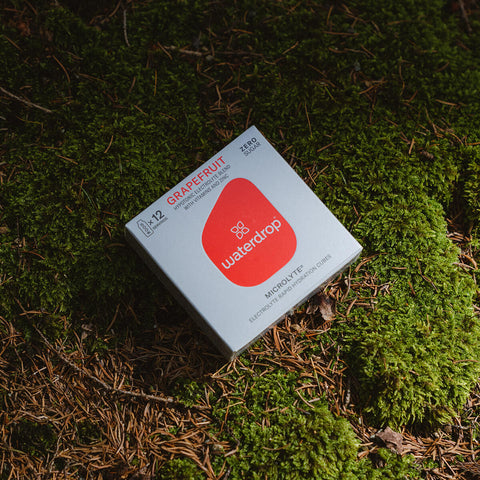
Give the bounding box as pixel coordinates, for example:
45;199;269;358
1;0;480;478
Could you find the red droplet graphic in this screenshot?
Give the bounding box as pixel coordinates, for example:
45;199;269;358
202;178;297;287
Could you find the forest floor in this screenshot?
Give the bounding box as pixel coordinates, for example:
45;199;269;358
1;1;480;479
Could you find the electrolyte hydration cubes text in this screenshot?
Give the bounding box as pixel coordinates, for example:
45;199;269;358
125;127;362;359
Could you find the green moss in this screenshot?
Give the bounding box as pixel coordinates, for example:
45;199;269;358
76;420;102;445
159;457;203;480
289;122;480;426
212;371;419;479
10;420;57;457
463;147;480;250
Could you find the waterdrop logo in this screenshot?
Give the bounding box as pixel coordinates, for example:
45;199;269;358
231;221;249;239
202;178;297;287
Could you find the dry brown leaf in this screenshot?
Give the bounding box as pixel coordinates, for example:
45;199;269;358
306;293;336;321
375;426;403;454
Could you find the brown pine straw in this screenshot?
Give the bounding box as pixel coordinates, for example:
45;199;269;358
33;326;210;412
0;221;478;479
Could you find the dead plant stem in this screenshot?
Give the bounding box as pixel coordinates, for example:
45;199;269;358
0;86;53;113
34;326;210;411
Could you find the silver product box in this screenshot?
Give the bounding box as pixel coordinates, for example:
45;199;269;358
125;127;362;359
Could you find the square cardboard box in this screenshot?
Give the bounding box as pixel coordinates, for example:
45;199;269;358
125;127;362;359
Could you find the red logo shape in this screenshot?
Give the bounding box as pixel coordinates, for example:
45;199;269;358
202;178;297;287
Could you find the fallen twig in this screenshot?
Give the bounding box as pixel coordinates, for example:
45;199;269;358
34;326;210;411
0;86;53;113
458;0;473;33
123;4;130;47
164;45;205;57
